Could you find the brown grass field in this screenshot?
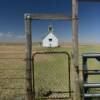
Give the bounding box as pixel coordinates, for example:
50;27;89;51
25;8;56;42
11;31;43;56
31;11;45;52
0;43;100;100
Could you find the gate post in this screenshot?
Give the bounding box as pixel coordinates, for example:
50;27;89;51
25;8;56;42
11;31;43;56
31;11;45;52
72;0;81;100
25;14;34;100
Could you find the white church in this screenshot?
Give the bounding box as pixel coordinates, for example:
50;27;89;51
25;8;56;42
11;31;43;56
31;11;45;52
42;25;59;47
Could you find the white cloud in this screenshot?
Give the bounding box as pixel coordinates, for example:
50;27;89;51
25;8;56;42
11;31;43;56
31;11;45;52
0;32;26;42
6;32;15;37
6;34;13;37
0;32;16;38
0;33;4;37
17;35;25;39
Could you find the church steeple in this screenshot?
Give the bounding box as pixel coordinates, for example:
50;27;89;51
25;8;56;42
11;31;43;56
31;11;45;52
48;24;53;33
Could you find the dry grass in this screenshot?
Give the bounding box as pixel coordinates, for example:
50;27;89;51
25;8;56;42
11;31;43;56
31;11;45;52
0;44;100;100
0;45;26;100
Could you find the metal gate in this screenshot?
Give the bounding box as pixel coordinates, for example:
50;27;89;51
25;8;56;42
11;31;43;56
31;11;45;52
32;51;71;99
82;53;100;100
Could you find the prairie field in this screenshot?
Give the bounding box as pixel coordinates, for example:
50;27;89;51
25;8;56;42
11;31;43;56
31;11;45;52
0;43;100;100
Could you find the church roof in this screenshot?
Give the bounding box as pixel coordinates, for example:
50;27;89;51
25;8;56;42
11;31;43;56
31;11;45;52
42;25;56;40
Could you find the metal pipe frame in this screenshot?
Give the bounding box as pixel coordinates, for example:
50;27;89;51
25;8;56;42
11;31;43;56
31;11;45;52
82;53;100;100
79;0;100;2
32;51;71;99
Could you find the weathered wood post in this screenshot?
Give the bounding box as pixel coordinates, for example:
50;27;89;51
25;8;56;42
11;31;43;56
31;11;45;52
72;0;81;100
24;13;34;100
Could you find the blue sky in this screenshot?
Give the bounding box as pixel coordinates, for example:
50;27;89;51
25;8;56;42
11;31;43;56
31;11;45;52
0;0;100;43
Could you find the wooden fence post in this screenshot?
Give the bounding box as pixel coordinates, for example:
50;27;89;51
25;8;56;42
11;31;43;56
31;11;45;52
72;0;81;100
25;13;34;100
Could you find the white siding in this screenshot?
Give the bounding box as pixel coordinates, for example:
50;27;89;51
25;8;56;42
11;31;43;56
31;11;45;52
42;32;58;47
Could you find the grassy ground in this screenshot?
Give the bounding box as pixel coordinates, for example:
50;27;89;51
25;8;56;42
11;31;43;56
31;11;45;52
34;53;70;99
0;44;100;100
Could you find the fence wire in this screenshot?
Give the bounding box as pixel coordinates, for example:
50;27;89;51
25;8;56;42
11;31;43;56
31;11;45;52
0;45;27;100
32;52;71;99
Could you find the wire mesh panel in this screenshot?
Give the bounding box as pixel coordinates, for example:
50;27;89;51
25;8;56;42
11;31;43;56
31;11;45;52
0;45;27;100
32;52;71;99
